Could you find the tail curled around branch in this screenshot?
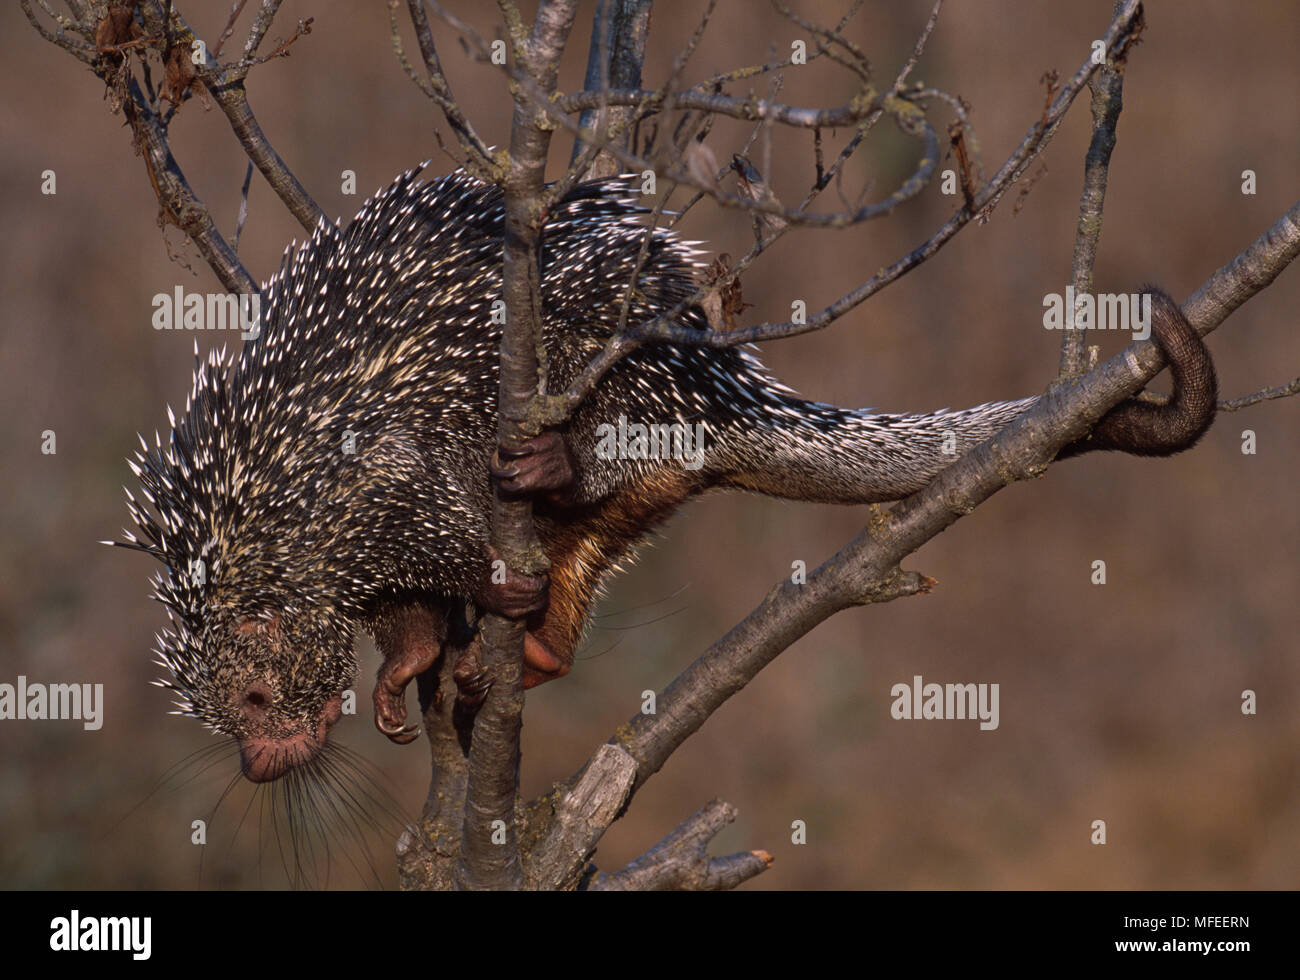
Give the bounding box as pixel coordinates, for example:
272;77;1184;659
1056;286;1217;459
711;287;1215;504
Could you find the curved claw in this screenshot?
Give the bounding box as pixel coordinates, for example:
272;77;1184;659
490;460;520;481
489;445;531;483
376;714;421;744
494;442;537;461
453;643;493;711
488;432;575;499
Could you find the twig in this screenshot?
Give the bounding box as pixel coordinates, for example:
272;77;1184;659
1218;378;1300;412
20;0;97;64
212;0;248;58
771;0;872;83
556;86;886;133
894;0;943;88
1062;0;1143;377
231;160;253;253
587;799;772;890
135;2;326;232
395;0;501;181
570;0;654;180
125;73;259;295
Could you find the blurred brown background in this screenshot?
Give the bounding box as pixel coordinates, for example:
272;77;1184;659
1;1;1296;890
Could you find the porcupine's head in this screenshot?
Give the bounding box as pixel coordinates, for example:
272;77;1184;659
112;207;390;783
115;347;356;781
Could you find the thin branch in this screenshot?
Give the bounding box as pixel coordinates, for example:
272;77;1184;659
771;0;872;84
137;2;326;232
231;160;254;253
21;0;97;64
202;79;325;232
587;800;772;890
124;73;259;295
212;0;249;58
242;0;287;59
35;0;93;38
1218;378;1300;412
570;0;654;180
1062;0;1142;377
894;0;943;89
555;86;886;131
396;0;502;182
688;0;863;93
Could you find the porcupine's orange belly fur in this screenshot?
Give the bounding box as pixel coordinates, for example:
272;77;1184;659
527;466;697;685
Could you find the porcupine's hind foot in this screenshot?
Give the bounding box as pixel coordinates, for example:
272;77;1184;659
452;630;570;710
368;585;570;739
457;457;700;709
456;543;571;709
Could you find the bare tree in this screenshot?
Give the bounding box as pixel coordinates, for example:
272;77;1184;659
27;0;1298;890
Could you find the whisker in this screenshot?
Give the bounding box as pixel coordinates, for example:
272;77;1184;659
586;605;690;632
103;738;239;842
574;635;626;664
590;582;693;619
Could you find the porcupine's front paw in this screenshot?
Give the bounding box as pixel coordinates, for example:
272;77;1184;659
457;432;574;710
490;431;576;502
374;660;424;744
480;431;571;618
370;601;445;744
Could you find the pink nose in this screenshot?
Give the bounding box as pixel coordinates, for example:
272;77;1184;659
236;688;344;783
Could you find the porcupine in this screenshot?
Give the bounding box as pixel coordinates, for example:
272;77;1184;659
113;164;1216;783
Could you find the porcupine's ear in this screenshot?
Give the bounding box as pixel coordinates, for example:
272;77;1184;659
1057;287;1217;460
